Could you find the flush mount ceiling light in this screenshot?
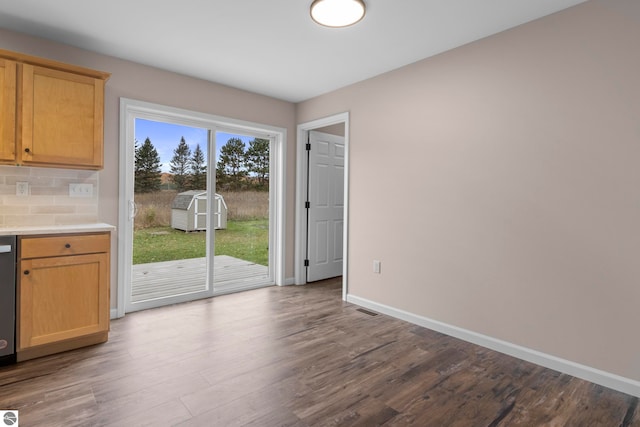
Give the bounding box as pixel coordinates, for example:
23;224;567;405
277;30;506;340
310;0;366;28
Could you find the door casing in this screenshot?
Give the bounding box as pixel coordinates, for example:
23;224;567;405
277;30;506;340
295;112;350;300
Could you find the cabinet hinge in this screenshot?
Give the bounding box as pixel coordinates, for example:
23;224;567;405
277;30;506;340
304;259;310;267
305;201;310;209
306;143;311;151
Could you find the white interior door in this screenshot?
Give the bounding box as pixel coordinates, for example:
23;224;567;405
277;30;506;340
307;131;345;282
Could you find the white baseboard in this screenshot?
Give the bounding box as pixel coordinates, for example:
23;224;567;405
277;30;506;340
347;294;640;398
282;277;296;286
110;308;120;320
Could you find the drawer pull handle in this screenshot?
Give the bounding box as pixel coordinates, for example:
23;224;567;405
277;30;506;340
24;270;30;275
24;148;30;153
65;243;71;249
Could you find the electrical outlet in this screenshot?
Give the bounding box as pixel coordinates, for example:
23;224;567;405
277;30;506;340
69;183;94;198
373;260;381;274
16;181;29;197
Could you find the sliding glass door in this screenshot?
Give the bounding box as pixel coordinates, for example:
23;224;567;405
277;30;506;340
118;99;284;315
130;119;211;308
212;131;272;294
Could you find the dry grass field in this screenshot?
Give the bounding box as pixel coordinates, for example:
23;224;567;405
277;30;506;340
134;190;269;229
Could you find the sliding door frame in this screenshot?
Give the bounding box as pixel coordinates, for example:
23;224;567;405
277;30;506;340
116;98;287;318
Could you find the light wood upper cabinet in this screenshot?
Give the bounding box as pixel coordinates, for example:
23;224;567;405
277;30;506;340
0;49;110;170
0;58;16;162
21;64;105;168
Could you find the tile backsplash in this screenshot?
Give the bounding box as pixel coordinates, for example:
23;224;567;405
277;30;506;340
0;165;98;227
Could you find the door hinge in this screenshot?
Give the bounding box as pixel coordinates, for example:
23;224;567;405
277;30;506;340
306;142;311;151
305;201;310;209
304;259;309;267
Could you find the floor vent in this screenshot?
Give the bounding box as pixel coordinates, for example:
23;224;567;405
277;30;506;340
356;308;379;317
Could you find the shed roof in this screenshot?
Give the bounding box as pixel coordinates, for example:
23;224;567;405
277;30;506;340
171;190;206;210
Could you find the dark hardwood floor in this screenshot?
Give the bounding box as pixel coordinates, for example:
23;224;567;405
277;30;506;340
1;278;638;426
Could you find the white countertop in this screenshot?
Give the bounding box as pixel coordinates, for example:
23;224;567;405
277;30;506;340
0;223;116;236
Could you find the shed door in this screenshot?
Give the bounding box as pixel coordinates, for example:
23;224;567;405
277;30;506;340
195;196;207;230
306;131;344;282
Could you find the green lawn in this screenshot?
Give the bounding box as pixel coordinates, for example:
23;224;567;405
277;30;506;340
133;219;269;266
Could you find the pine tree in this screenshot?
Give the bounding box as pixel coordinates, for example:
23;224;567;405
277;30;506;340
217;137;247;191
170;137;191;192
246;138;269;190
190;143;207;190
215;160;227;191
134;138;162;193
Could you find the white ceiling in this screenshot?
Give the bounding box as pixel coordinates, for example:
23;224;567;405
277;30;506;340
0;0;588;103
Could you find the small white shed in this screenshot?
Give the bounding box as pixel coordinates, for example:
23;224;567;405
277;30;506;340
171;190;227;231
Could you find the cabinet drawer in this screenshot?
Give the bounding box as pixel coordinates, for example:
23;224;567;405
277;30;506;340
20;232;109;259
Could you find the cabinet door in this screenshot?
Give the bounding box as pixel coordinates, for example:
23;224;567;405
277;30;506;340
20;64;104;169
0;58;16;162
18;252;109;349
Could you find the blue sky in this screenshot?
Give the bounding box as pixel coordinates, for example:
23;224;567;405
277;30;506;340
135;118;253;173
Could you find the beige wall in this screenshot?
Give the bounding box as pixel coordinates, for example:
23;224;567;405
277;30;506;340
298;0;640;382
0;29;297;309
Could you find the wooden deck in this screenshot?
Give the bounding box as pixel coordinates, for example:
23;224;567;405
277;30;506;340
132;255;270;302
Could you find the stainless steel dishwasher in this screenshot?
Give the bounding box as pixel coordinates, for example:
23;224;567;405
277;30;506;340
0;235;16;366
